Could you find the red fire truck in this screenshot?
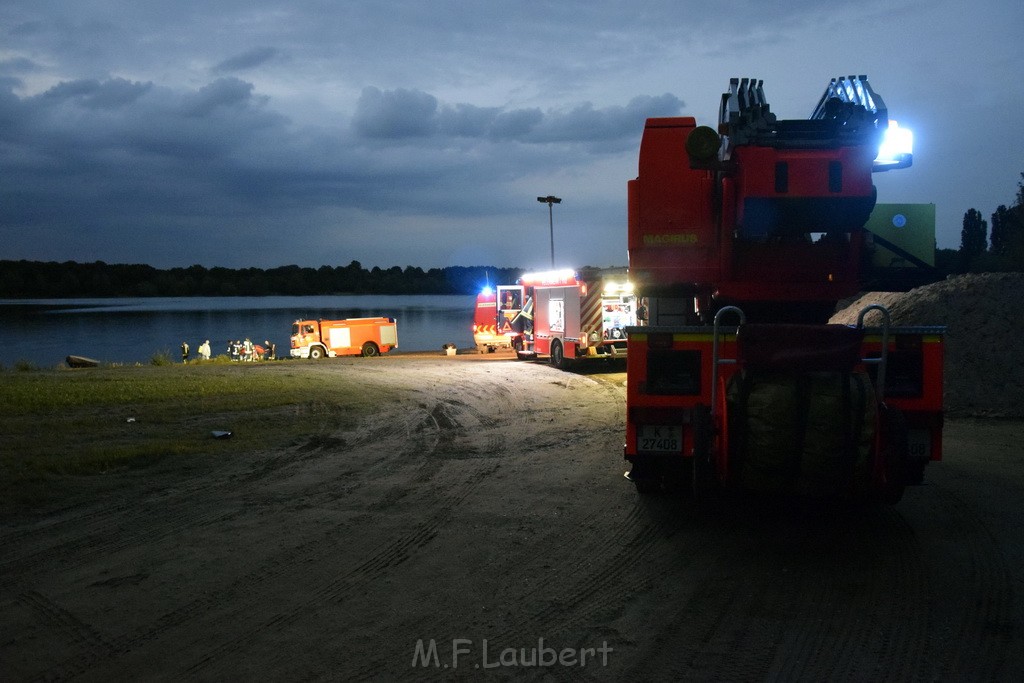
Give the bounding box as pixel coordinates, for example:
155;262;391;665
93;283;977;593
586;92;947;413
507;267;637;368
290;317;398;359
623;75;943;502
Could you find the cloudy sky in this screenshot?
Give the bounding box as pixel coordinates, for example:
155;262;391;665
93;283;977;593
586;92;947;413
2;1;1021;272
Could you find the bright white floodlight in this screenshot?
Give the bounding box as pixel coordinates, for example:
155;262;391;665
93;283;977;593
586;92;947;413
874;120;913;171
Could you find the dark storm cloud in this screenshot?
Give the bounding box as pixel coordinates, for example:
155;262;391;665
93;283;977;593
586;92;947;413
182;78;259;117
0;72;665;267
526;95;683;144
353;87;682;147
0;0;1021;269
213;47;280;73
353;87;439;138
1;76;290;222
41;78;152;109
436;103;503;138
0;56;39;75
489;108;544;141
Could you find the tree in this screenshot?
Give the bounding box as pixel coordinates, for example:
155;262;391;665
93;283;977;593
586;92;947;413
991;204;1024;271
990;205;1011;256
991;173;1024;256
960;208;987;268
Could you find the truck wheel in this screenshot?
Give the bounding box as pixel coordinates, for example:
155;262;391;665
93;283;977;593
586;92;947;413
691;405;717;502
361;342;379;357
550;340;564;369
512;337;527;360
309;346;324;360
877;404;909;503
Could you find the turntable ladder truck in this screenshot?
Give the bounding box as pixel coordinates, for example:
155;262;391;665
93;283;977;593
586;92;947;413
623;75;943;502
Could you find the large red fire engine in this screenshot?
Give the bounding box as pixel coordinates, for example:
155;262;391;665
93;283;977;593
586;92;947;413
623;75;943;502
504;268;637;368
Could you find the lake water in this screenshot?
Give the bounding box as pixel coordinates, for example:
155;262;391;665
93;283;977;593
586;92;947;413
0;295;477;368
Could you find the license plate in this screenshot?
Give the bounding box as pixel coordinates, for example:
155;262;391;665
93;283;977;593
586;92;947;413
907;429;931;460
637;425;682;453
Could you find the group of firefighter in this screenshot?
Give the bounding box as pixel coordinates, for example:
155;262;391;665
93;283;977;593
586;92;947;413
179;338;277;362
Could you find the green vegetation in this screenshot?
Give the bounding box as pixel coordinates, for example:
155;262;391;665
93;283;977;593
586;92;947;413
150;350;175;366
0;362;394;508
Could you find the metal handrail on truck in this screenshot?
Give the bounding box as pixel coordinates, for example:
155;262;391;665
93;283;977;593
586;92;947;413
856;304;891;400
710;306;746;418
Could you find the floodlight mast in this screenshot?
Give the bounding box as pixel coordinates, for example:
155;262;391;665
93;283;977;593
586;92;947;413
537;195;562;268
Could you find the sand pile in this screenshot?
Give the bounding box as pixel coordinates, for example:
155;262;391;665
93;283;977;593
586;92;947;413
831;272;1024;417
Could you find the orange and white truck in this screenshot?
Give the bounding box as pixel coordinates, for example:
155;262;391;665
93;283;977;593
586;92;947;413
510;267;637;368
290;317;398;359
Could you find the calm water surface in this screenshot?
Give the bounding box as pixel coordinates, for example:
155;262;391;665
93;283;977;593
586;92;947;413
0;295;476;368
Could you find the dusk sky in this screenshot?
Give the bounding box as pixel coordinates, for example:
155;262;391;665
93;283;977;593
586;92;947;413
2;1;1021;272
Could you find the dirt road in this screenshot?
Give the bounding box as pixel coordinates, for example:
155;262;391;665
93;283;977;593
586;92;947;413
1;355;1021;681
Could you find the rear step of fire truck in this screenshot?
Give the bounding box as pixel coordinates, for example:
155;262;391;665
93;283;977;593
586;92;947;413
627;304;942;503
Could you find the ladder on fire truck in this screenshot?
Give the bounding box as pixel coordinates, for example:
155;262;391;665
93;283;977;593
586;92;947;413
719;75;890;150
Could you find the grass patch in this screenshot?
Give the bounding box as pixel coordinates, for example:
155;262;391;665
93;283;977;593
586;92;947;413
0;362;396;507
150;349;175;366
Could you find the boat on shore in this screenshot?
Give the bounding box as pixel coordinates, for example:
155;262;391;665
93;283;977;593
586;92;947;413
66;355;100;368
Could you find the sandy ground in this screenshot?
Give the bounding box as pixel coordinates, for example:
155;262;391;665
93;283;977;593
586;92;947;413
1;351;1022;681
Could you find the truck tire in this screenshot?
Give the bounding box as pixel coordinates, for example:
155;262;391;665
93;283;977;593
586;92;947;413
691;404;717;502
550;340;564;369
876;404;909;503
512;337;528;361
361;342;380;357
309;346;325;360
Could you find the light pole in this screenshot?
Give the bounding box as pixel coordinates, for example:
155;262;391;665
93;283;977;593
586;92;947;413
537;195;561;268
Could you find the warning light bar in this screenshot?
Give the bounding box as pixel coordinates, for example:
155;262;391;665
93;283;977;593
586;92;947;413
520;269;578;286
603;281;635;295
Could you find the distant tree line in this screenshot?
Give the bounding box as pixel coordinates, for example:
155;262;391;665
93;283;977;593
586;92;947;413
5;172;1021;299
937;171;1024;274
0;260;525;299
